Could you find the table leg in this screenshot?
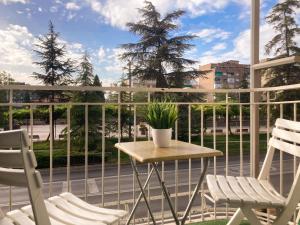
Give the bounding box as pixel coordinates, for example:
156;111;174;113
127;157;156;225
152;162;180;225
181;158;209;225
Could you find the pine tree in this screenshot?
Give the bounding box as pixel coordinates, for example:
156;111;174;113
120;1;202;88
70;53;104;151
264;0;300;88
92;75;105;102
263;0;300;119
33;21;75;141
33;21;75;91
77;52;94;86
265;0;300;57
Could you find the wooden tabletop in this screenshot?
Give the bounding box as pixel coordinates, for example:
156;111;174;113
115;140;223;163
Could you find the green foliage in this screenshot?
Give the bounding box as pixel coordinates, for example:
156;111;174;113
263;0;300;89
33;21;75;87
263;0;300;118
265;0;300;56
120;1;203;88
146;100;178;129
3;106;67;123
68;53;105;151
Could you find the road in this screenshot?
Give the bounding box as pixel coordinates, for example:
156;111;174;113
0;156;295;220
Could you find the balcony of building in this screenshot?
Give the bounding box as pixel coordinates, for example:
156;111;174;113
0;80;300;224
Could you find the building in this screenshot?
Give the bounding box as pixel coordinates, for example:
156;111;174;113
198;60;250;90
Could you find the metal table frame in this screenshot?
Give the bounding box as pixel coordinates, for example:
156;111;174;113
126;157;210;225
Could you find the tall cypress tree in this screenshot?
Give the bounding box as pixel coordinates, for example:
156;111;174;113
120;1;202;88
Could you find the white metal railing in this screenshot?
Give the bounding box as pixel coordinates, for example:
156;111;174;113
0;83;300;224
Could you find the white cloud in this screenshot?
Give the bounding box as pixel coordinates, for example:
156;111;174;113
0;0;28;4
104;48;125;73
62;41;85;63
212;42;227;51
197;22;299;65
67;12;76;20
0;24;39;84
97;46;106;62
192;28;231;43
0;24;87;84
82;0;235;29
66;2;81;11
50;6;58;13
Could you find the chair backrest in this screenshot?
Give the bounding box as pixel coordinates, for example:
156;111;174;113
0;129;51;225
259;119;300;224
270;118;300;157
259;118;300;180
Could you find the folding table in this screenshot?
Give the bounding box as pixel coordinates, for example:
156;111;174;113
115;140;223;225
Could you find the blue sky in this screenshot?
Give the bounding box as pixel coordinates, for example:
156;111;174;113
0;0;298;86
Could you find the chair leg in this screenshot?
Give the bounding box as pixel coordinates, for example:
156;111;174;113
227;208;244;225
240;207;263;225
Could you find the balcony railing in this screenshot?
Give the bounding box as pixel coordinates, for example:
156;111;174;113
0;83;299;224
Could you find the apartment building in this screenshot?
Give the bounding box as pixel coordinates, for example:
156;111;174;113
198;60;250;89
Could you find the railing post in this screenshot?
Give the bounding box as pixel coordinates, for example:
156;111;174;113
250;0;261;178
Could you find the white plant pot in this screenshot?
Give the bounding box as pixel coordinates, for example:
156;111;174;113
151;128;172;148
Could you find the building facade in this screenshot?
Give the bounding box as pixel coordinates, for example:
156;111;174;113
198;60;250;90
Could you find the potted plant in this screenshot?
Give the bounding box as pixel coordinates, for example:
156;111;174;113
145;99;178;148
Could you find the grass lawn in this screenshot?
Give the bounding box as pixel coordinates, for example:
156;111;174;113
190;220;250;225
32;133;268;168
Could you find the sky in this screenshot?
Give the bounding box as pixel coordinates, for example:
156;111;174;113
0;0;299;86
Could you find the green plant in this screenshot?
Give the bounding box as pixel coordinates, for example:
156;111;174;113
145;100;178;129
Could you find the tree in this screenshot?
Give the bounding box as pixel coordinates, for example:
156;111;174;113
92;75;105;102
239;77;250;103
0;71;15;129
33;21;75;141
263;0;300;88
70;53;105;151
120;1;202;88
33;21;75;89
265;0;300;58
263;0;300;119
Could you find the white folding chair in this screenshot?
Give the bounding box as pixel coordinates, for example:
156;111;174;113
0;129;127;225
206;118;300;225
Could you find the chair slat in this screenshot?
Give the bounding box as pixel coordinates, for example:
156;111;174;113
247;177;285;207
275;119;300;132
272;128;300;145
259;180;286;203
44;201;106;225
0;150;36;169
236;177;271;205
21;205;68;225
0;129;29;149
0;168;42;188
6;210;35;225
216;175;241;203
226;176;255;204
49;196;118;224
269;137;300;157
0;150;24;168
60;192;127;218
0;217;14;225
206;175;227;203
0;168;28;187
